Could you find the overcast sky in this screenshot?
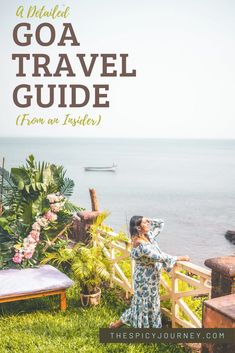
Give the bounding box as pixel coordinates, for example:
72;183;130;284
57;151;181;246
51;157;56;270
1;0;235;138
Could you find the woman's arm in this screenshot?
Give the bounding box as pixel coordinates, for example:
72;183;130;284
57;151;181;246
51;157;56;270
158;250;178;272
148;218;164;240
161;253;190;272
131;243;190;270
132;242;174;264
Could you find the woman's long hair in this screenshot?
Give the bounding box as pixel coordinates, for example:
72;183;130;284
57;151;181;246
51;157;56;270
129;215;143;238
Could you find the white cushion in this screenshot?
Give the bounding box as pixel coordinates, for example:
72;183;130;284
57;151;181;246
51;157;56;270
0;265;74;297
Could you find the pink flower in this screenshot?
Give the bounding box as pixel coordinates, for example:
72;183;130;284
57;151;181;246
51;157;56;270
50;202;64;213
32;222;41;231
23;238;30;247
47;194;56;202
47;193;64;203
58;195;64;202
24;251;34;259
43;210;58;222
29;230;40;242
12;194;67;264
12;252;23;264
47;194;57;203
36;217;49;228
23;237;34;247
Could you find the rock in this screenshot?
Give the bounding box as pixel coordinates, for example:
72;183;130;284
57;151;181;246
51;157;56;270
225;230;235;244
71;211;101;244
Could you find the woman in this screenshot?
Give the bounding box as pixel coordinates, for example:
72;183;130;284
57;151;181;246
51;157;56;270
109;216;190;328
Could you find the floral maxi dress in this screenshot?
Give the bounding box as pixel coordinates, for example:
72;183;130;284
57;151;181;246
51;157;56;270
120;219;177;328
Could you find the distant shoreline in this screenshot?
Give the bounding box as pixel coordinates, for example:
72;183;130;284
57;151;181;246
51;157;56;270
1;137;235;141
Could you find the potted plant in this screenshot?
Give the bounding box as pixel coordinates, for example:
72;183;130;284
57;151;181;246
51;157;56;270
73;244;111;305
77;211;129;305
41;240;111;306
41;211;129;306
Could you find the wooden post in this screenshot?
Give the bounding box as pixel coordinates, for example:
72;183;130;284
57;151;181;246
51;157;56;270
130;258;135;294
89;188;99;211
171;265;179;328
60;291;67;311
110;245;115;288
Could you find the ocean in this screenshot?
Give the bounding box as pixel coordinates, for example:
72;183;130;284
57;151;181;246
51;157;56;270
0;137;234;266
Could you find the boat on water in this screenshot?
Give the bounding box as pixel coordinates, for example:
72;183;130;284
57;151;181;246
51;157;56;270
84;163;117;172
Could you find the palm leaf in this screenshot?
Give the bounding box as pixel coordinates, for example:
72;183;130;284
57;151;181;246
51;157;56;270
63;200;83;213
0;167;14;188
60;178;75;197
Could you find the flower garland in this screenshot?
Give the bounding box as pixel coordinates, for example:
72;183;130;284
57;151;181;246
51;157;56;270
12;193;65;264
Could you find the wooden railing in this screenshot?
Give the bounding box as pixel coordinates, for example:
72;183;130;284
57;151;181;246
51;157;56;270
160;261;211;328
97;230;211;328
97;231;134;297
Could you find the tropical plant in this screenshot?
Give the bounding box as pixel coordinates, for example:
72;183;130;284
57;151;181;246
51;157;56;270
88;211;129;246
0;155;79;223
41;242;111;295
0;155;82;269
41;212;128;295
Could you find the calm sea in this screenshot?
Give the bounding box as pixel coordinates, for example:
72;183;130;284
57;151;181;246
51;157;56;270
0;138;234;266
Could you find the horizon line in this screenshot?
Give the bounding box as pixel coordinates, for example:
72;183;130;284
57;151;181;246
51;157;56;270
0;136;235;140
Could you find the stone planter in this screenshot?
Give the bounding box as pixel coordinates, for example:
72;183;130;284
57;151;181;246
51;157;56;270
80;287;101;306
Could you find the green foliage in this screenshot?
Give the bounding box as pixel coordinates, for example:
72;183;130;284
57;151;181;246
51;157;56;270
41;212;129;295
0;155;79;223
0;155;82;269
89;211;130;249
42;242;112;295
